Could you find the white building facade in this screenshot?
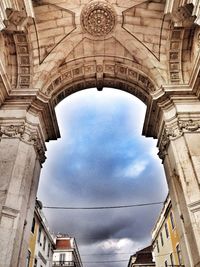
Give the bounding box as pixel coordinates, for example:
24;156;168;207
53;235;82;267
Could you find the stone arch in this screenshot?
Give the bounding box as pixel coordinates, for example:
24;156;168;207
39;56;158;110
1;1;200;267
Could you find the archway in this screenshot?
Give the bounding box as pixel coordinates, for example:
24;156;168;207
0;1;200;266
38;87;168;267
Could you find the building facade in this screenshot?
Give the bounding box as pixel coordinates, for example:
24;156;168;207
128;246;155;267
152;195;184;267
53;235;83;267
27;200;55;267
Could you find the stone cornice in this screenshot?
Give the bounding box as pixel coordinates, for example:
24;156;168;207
0;0;34;32
158;118;200;160
0;121;46;164
164;0;199;27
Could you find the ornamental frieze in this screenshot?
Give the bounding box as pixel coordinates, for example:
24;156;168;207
0;124;25;138
178;119;200;132
43;62;156;98
158;119;200;160
0;123;46;164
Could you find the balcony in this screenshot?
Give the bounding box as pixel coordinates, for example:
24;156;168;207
53;261;77;267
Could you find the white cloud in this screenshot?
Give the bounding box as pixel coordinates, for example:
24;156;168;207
102;238;134;250
123;160;148;178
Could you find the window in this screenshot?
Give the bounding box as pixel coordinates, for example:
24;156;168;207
33;258;37;267
156;240;159;253
176;244;182;265
31;217;35;234
165;223;169;238
170;253;174;267
170;212;175;229
43;235;46;251
60;253;66;263
165;260;168;267
160;232;164;246
47;243;50;257
37;227;42;243
26;250;31;267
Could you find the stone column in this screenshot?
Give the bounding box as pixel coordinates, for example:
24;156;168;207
157;100;200;267
0;113;46;267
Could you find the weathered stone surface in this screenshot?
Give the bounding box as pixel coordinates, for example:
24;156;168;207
0;0;200;266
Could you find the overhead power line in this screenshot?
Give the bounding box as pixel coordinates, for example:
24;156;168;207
81;252;132;256
43;201;164;210
83;260;128;263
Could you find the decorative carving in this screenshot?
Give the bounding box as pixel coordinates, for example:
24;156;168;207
158;124;183;160
197;33;200;48
0;123;46;164
158;129;170;160
29;133;46;164
158;119;200;160
96;65;103;73
0;124;25;138
14;33;31;89
43;62;156;97
81;1;116;37
179;120;200;132
170;5;194;27
168;29;184;84
96;65;104;91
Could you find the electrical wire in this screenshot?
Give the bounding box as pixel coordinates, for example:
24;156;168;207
43;201;164;210
82;259;128;263
81;252;132;256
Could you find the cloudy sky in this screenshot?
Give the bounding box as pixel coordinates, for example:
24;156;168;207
37;88;168;267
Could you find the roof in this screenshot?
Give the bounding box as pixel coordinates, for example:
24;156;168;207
56;239;72;250
129;245;155;266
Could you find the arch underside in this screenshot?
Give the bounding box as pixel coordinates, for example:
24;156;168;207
40;56;157;109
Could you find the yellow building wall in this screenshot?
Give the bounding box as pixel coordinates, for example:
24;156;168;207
167;209;181;265
28;217;39;267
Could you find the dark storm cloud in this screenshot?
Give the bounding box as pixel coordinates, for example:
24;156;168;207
38;89;168;267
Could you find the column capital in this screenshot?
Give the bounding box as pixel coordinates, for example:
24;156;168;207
158;118;200;160
0;121;46;164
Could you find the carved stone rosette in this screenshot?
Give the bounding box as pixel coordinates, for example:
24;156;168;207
81;1;116;37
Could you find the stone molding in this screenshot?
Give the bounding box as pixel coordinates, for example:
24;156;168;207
188;200;200;213
1;205;19;219
13;33;32;89
158;119;200;160
0;123;46;164
168;28;184;84
42;60;156;106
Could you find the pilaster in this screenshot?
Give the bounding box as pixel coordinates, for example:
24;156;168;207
147;95;200;267
0;111;46;267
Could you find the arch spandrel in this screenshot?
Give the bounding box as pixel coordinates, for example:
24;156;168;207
29;0;173;91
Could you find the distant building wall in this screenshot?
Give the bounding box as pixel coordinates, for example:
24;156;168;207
53;235;82;267
27;200;55;267
152;195;183;267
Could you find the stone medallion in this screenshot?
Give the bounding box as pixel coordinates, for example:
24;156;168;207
81;1;116;37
